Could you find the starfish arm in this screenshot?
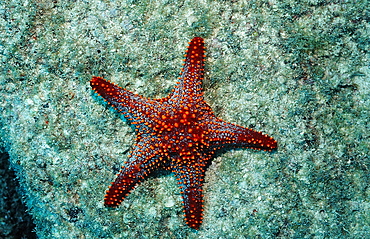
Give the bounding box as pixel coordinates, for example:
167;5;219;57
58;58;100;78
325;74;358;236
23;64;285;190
168;37;206;107
206;118;277;151
90;76;162;128
104;137;163;207
172;159;209;230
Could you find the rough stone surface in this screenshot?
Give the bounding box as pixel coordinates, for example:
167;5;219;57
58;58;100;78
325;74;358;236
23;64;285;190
1;0;369;238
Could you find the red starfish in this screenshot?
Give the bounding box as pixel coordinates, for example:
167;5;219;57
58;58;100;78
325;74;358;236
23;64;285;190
90;37;277;230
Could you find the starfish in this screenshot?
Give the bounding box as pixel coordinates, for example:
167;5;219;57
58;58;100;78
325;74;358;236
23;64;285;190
90;37;277;230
